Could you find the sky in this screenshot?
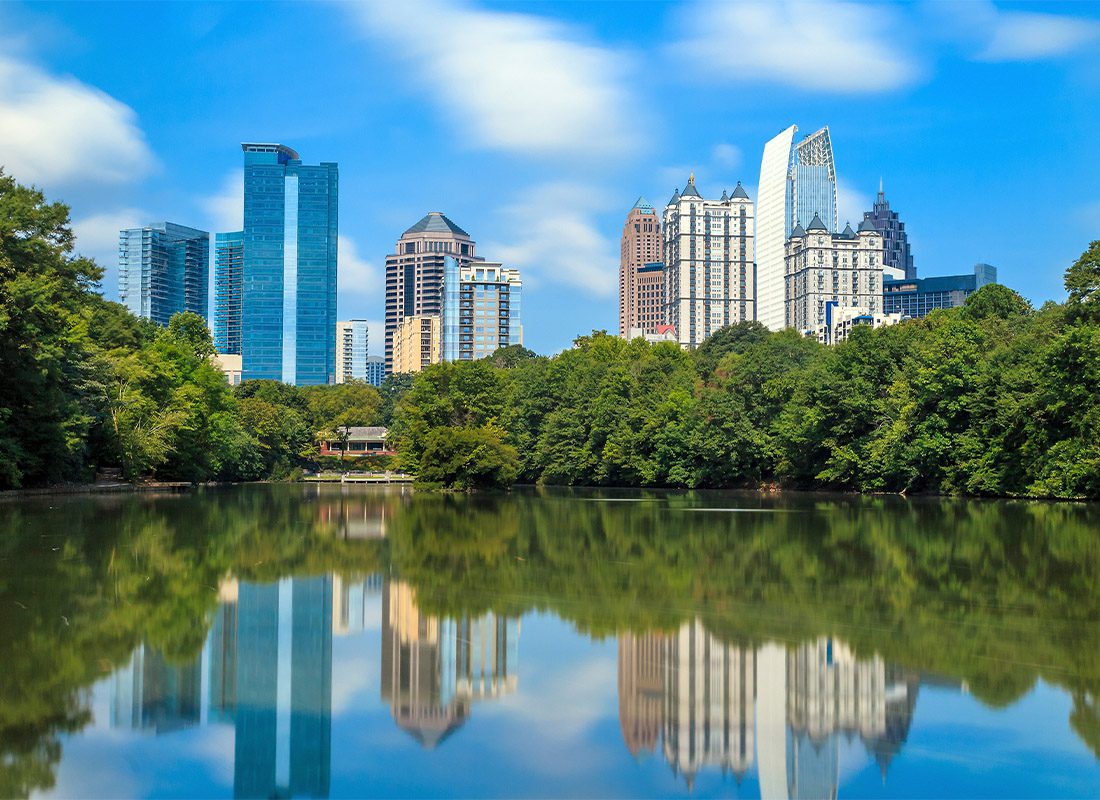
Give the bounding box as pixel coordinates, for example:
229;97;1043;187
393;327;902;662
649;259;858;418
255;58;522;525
1;0;1099;356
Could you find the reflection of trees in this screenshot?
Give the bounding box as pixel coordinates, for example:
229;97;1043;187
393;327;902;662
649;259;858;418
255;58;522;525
0;486;1097;796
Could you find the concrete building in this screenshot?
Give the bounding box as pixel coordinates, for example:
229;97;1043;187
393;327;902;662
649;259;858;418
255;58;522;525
625;325;677;345
336;320;370;383
883;264;997;318
784;214;885;334
392;314;440;374
619;198;664;336
863;182;915;280
239;143;338;386
384;213;480;375
814;303;904;346
118;222;209;327
441;257;522;362
663;175;755;348
635;263;666;334
214;231;243;355
757;125;839;330
212;353;243;386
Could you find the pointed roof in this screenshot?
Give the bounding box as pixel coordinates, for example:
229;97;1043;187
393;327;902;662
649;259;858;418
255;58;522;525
680;172;701;198
720;189;729;202
806;213;828;232
790;223;807;238
840;222;856;239
632;196;654;213
667;188;680;206
858;217;879;233
730;181;750;200
403;212;470;237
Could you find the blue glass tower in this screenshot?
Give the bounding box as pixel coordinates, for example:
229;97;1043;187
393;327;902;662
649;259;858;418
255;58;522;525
118;222;209;326
241;143;338;385
215;231;244;355
441;256;522;362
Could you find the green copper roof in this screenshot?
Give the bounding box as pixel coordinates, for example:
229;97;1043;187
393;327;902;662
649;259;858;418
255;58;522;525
632;196;654;212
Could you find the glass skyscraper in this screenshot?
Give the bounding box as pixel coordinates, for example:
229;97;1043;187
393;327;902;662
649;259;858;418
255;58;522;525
214;231;244;355
335;319;370;383
240;143;338;385
756;125;838;330
118;222;209;326
441;256;522;362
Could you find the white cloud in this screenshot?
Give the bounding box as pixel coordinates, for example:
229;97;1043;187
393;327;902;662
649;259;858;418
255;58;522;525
977;8;1100;61
339;235;382;298
670;0;920;93
712;142;742;169
72;207;148;269
836;178;869;230
343;0;639;159
201;170;243;233
0;54;155;188
485;182;618;298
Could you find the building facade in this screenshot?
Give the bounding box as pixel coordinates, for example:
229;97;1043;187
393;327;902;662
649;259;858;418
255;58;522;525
240;143;338;386
635;263;666;334
883;264;997;318
365;356;384;387
118;222;209;326
441;257;522;362
618;198;664;336
784;215;885;333
384;213;480;375
813;303;904;345
663;176;755;348
335;320;370;383
757;125;838;330
392;314;440;374
862;182;915;280
214;231;244;355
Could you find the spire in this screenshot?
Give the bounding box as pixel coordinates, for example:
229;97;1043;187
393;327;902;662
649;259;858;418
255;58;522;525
858;217;879;233
790;223;807;238
632;196;654;213
730;181;750;200
720;189;729;202
680;173;701;198
877;176;885;204
840;221;856;239
667;187;681;206
806;212;828;232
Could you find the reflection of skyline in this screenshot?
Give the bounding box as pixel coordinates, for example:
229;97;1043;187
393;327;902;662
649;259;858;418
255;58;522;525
312;484;404;540
380;580;519;749
619;625;920;798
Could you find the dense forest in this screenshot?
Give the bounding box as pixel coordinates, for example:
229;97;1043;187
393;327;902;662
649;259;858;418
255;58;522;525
4;170;1100;497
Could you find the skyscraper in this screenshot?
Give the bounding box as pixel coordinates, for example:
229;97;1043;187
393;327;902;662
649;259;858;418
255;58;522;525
441;257;522;362
384;213;480;375
240;143;338;386
118;222;209;326
862;182;915;280
663;175;755;348
214;231;243;355
757;125;838;330
618;198;664;336
365;356;384;387
335;319;370;383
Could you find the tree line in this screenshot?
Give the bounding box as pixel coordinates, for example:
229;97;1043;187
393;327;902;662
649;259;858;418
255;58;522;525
392;243;1100;499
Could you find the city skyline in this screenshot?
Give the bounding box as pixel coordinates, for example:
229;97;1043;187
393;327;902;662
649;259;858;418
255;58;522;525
2;1;1097;356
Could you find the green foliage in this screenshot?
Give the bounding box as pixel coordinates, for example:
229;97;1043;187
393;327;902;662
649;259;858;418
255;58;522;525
415;424;519;490
1065;239;1100;321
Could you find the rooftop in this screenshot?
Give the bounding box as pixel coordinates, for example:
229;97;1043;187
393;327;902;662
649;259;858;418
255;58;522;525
403;212;470;237
240;142;300;160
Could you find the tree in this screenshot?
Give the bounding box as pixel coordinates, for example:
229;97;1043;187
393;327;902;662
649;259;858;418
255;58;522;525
961;283;1032;321
1065;240;1100;321
415;425;518;490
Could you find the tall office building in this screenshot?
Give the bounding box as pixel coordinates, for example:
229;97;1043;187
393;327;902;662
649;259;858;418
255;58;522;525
118;222;209;326
862;182;915;280
883;263;997;318
663;175;755;348
757;125;838;329
618;198;664;336
392;314;441;374
784;215;884;332
365;356;384;387
214;231;243;354
441;257;522;362
240;143;338;386
335;319;370;383
384;213;480;375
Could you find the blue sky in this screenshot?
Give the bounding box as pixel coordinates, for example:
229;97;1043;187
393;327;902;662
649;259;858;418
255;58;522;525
1;0;1099;355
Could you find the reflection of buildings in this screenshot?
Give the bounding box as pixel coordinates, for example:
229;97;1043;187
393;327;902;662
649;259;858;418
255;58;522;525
332;574;383;636
618;627;919;797
110;645;201;734
313;485;395;540
381;580;519;749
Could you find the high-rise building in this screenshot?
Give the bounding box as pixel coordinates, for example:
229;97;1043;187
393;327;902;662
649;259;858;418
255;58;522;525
365;356;384;387
441;257;522;362
757;125;838;330
384;213;480;375
635;263;666;335
619;198;664;336
862;182;915;280
335;320;370;383
240;143;338;386
663;175;755;348
784;215;884;333
883;263;997;318
118;222;209;326
392;314;440;374
214;231;243;354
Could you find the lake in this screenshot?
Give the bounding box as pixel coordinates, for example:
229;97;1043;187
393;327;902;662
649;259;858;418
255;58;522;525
1;484;1098;798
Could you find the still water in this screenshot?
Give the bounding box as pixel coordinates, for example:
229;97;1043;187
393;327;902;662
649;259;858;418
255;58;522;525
1;484;1098;798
